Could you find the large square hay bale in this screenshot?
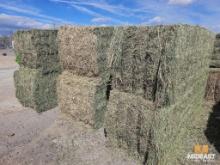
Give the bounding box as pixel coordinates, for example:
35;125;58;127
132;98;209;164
14;67;58;112
13;30;60;73
104;90;154;163
57;71;107;129
110;25;214;107
147;76;211;165
58;26;114;80
104;25;214;164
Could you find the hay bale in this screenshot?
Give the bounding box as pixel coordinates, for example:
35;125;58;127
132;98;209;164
13;30;60;74
58;26;113;79
14;67;58;112
145;26;214;164
104;90;154;163
57;71;107;129
205;69;220;102
110;25;214;107
110;26;159;99
147;72;211;165
104;25;214;164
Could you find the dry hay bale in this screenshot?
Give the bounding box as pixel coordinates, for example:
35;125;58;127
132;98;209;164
205;69;220;102
13;30;60;74
110;25;214;107
58;26;114;79
104;90;154;163
57;71;107;129
14;67;58;112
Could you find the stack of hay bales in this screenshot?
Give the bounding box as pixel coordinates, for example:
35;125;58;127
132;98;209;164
57;26;114;129
104;25;214;164
205;34;220;103
13;30;60;112
57;25;214;164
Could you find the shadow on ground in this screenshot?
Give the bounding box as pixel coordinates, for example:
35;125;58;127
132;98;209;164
205;102;220;153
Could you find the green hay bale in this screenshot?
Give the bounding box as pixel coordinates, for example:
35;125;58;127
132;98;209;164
14;67;58;112
147;76;211;165
103;25;214;164
13;30;60;74
104;90;154;163
57;71;107;129
110;25;214;107
58;26;113;80
110;26;159;99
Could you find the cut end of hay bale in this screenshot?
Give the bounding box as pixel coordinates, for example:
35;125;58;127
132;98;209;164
104;90;154;162
14;67;58;112
13;29;60;74
57;71;107;129
58;26;114;78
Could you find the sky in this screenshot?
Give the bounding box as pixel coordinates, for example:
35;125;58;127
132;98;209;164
0;0;220;35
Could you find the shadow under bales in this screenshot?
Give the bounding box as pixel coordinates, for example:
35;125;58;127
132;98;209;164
205;102;220;153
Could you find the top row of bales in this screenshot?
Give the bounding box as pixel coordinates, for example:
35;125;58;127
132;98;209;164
58;25;214;107
13;30;60;112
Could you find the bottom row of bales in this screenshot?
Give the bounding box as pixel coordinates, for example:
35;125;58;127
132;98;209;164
56;70;212;165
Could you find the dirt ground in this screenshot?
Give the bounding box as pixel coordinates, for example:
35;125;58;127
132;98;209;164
0;49;138;165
